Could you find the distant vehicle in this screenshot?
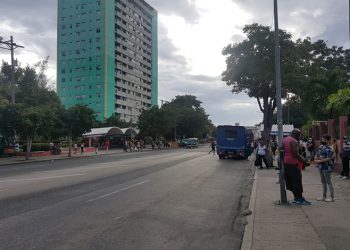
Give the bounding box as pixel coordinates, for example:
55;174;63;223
186;138;198;149
216;125;249;159
179;139;190;148
179;138;198;149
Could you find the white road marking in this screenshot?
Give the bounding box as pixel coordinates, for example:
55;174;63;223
0;174;85;183
87;180;149;202
32;164;129;175
113;217;122;220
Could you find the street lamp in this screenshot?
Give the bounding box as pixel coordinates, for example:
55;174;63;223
273;0;288;204
0;36;24;104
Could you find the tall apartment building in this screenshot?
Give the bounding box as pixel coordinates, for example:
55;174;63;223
57;0;158;122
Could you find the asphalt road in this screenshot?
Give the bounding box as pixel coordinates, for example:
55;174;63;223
0;147;253;250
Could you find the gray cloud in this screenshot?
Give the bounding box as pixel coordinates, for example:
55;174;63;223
0;0;57;54
148;0;200;23
233;0;349;47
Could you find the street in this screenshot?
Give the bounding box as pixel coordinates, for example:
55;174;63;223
0;147;253;250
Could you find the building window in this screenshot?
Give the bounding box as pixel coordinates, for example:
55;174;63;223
96;28;101;33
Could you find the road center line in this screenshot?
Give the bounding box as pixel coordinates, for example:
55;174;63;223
0;174;85;183
87;180;149;202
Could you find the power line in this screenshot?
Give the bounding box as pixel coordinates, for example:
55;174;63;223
0;36;24;104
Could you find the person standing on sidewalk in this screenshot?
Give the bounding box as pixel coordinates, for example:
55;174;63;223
314;134;335;202
80;143;84;155
283;129;311;205
257;139;269;169
105;140;110;151
307;137;315;161
94;141;100;154
337;136;350;180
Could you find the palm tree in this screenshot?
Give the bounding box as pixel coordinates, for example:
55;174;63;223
327;88;350;116
0;96;9;108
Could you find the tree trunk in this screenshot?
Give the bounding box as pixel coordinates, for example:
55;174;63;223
68;135;72;157
26;136;32;160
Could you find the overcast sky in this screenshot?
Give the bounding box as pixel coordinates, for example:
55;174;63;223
0;0;349;126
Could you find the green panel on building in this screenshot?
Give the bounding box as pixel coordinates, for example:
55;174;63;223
57;0;158;122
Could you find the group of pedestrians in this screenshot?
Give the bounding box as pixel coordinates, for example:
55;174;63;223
252;129;350;205
281;130;349;205
123;139;145;152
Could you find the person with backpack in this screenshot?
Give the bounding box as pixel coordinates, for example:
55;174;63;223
313;134;335;202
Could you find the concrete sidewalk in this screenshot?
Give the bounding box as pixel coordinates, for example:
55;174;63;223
242;165;350;250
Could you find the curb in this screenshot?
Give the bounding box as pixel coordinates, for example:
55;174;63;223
241;171;258;250
0;147;180;167
0;150;128;167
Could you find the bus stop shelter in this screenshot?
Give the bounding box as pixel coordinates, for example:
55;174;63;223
82;127;139;147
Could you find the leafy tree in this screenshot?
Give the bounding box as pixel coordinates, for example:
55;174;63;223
222;23;298;141
272;99;310;129
222;23;350;141
102;113;132;128
0;104;52;159
138;95;214;141
0;59;61;108
327;88;350;116
138;106;171;139
0;59;62;147
165;95;212;139
0;95;9;108
60;104;96;157
293;40;349;119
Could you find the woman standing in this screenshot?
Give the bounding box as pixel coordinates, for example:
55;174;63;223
257;139;269;169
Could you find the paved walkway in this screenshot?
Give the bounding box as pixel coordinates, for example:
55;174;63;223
242;164;350;250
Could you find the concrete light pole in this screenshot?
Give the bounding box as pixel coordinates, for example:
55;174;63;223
0;36;24;104
273;0;288;204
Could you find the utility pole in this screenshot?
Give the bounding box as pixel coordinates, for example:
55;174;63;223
273;0;287;204
0;36;24;104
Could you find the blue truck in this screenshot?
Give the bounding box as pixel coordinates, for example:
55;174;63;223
216;125;251;160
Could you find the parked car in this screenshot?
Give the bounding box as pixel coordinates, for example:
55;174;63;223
179;138;198;148
186;138;198;149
